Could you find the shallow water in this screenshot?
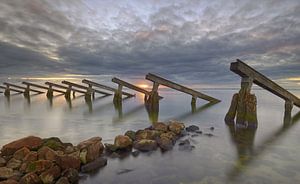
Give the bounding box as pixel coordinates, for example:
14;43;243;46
0;78;300;184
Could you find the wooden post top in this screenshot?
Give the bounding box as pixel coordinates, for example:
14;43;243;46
145;73;220;103
231;59;300;108
82;79;134;97
3;82;44;94
22;82;65;94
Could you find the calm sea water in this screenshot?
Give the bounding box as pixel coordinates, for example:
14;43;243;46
0;77;299;184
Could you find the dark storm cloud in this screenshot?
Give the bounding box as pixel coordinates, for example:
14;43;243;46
0;0;299;86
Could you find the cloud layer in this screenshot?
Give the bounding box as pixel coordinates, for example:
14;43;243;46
0;0;299;86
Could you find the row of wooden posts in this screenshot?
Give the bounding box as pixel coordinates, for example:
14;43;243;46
0;59;299;126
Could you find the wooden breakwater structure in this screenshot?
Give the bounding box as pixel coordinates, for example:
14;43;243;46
225;59;300;126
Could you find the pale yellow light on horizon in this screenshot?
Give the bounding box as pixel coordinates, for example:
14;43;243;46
286;77;300;81
21;77;78;80
137;84;150;89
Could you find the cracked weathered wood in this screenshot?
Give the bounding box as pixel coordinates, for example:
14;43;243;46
82;79;134;97
231;59;300;108
145;73;220;104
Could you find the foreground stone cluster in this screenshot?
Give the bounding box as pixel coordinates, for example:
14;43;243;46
105;121;186;155
0;120;210;183
0;136;106;184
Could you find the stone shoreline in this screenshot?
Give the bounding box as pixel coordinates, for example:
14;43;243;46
0;120;209;184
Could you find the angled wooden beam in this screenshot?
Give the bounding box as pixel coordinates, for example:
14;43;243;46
145;73;220;103
82;79;135;97
3;82;44;94
61;80;111;96
231;59;300;108
0;86;23;93
45;82;86;94
112;77;150;95
22;82;65;94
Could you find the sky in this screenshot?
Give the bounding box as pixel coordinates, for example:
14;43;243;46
0;0;299;87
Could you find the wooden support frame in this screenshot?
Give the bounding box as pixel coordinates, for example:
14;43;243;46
23;81;65;98
61;81;111;96
145;73;221;105
0;85;23;96
3;82;44;97
82;79;135;97
45;82;86;99
231;59;300;108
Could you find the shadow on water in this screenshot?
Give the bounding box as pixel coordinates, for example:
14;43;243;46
112;103;145;123
85;95;110;113
47;94;65;108
171;101;218;121
226;110;300;182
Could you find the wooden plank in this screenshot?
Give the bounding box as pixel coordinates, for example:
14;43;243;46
3;82;44;93
82;79;135;97
231;59;300;108
0;86;23;93
112;77;150;95
45;82;86;94
145;73;220;103
22;82;65;94
61;80;111;96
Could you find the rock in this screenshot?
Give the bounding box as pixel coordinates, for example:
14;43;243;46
114;135;133;149
0;157;7;167
152;122;168;132
135;130;160;141
55;177;70;184
9;170;22;182
1;136;43;156
195;131;202;134
133;139;157;152
191;134;199;137
39;165;61;184
160;132;177;142
131;151;140;157
204;133;213;137
57;155;81;171
68;150;80;159
19;172;42;184
23;152;38;163
37;146;58;161
185;125;199;132
0;167;14;180
179;130;189;137
25;160;52;174
64;146;75;154
42;137;65;151
13;147;30;161
61;168;78;183
0;179;19;184
104;144;118;152
157;137;173;151
77;137;104;164
178;139;195;151
168;121;185;135
210;127;215;131
6;158;22;169
124;131;136;141
79;149;88;164
81;157;107;173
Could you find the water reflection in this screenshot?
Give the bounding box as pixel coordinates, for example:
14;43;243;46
227;110;300;182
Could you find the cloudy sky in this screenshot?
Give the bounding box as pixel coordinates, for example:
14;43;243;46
0;0;299;87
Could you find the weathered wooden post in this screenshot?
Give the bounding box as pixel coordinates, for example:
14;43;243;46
46;85;54;98
113;84;123;106
225;77;257;127
24;84;30;98
284;101;293;124
4;85;10;97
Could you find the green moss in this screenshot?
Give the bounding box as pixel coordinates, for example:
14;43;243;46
27;162;37;172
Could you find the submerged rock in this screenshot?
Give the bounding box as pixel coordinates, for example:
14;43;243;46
210;127;215;131
55;177;70;184
1;136;43;156
13;147;30;161
19;172;41;184
61;168;79;183
157;137;173;151
133;139;157;152
77;137;104;164
104;144;118;153
131;151;140;157
81;157;107;173
152;122;168;132
39;165;61;184
124;131;136;141
185;125;199;132
168;121;185;135
114;135;133;149
0;167;14;180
